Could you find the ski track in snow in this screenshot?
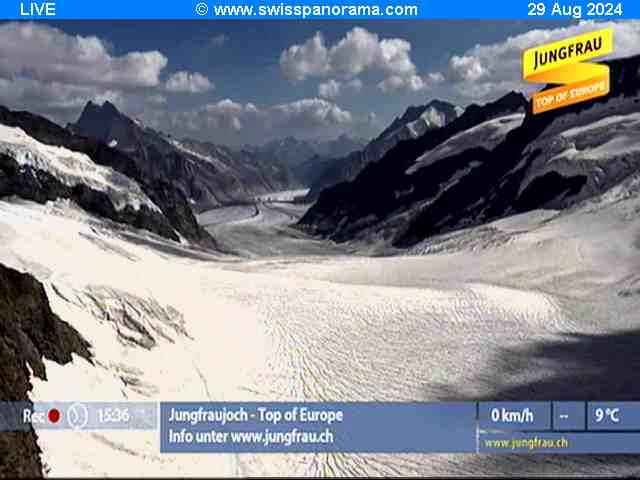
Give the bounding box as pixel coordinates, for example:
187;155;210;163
2;186;640;475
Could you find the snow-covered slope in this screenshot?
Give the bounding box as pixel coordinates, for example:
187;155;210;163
166;137;235;173
0;124;160;212
0;104;215;245
406;113;525;175
0;198;567;475
402;104;455;139
3;171;640;475
518;98;640;205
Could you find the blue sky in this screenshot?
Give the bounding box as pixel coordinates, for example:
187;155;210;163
2;20;637;145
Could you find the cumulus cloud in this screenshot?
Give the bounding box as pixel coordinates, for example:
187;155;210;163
280;27;423;92
430;20;640;102
168;97;353;144
0;22;168;88
449;55;489;82
0;22;179;126
0;77;105;113
165;71;214;93
280;32;330;82
318;79;341;99
318;78;364;99
0;75;171;128
377;72;443;93
272;98;352;126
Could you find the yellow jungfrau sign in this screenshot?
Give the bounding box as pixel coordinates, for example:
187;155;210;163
523;28;613;114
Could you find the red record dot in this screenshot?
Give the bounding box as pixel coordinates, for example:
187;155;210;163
48;408;60;423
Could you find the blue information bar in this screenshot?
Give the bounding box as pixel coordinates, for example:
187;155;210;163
0;401;157;431
480;432;640;454
553;402;586;431
0;0;638;20
160;402;477;453
10;400;640;453
479;402;551;431
588;402;640;430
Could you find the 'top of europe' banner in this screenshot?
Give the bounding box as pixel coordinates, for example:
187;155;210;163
523;28;614;114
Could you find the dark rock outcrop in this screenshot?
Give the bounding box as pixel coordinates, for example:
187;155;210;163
0;153;180;241
0;263;92;477
0;105;214;246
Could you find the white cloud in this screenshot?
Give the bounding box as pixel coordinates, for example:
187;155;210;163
0;22;168;88
210;34;229;46
0;76;167;128
319;78;364;98
280;27;420;92
272;98;352;126
430;20;640;102
0;76;122;114
318;79;341;99
165;71;213;93
279;32;330;82
449;55;489;82
427;72;445;83
377;75;405;92
0;22;220;129
377;72;442;93
169;97;353;144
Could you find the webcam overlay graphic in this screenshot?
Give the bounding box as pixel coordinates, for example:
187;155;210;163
2;1;640;478
524;27;613;113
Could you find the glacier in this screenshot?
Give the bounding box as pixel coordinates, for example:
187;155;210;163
1;178;640;475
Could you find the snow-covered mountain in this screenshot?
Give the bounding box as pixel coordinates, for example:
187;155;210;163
305;100;461;201
0;105;215;245
69;101;298;211
299;55;640;249
378;99;461;141
299;91;527;243
0;124;159;213
405;113;525;175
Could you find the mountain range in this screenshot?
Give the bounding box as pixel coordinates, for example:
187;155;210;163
305;99;461;201
69;101;296;212
2;55;640;255
69;102;364;211
299;55;640;249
